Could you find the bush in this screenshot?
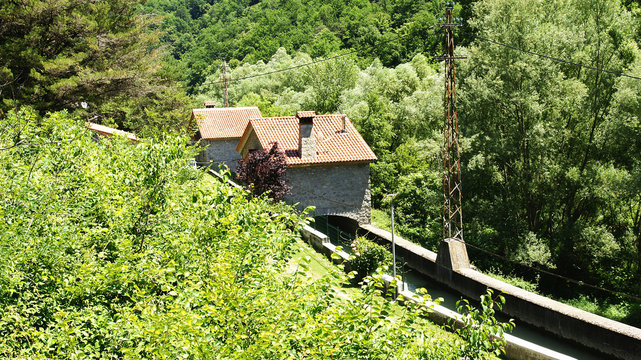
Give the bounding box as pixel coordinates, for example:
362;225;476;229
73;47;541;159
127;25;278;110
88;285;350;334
236;143;291;200
0;109;464;359
454;289;515;360
348;237;392;282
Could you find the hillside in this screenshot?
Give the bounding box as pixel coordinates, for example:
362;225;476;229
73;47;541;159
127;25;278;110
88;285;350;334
1;0;641;337
164;0;641;325
0;110;487;358
139;0;445;91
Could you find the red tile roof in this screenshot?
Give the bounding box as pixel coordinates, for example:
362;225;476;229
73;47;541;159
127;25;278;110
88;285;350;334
191;107;262;139
86;122;139;141
237;114;377;166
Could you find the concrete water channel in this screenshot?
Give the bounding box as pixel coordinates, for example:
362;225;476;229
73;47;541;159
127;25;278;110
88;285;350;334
353;223;641;360
208;171;638;359
401;269;607;360
303;223;617;360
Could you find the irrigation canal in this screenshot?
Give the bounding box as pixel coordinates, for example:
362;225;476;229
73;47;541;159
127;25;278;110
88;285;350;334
311;217;612;359
401;269;608;360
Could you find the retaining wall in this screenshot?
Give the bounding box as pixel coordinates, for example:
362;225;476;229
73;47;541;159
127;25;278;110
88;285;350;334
359;224;641;360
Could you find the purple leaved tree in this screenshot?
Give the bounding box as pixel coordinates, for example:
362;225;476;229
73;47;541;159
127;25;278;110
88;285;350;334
236;143;291;201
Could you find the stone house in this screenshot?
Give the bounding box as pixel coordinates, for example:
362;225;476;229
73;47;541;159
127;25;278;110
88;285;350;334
189;104;262;172
236;111;377;224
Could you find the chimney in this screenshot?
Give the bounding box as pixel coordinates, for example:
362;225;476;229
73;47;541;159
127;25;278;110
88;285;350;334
340;115;348;134
204;101;216;108
297;111;316;159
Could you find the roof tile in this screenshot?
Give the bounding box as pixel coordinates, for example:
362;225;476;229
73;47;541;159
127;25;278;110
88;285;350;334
191;107;262;139
240;114;377;166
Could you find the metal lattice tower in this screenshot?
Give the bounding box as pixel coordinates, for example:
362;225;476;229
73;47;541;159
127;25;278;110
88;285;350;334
439;4;465;242
220;60;229;107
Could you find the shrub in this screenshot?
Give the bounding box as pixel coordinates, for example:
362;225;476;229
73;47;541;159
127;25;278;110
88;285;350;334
454;289;515;360
0;109;464;358
236;143;291;200
348;237;392;282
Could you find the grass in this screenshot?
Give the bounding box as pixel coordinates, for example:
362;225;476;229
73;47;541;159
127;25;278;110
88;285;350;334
564;296;630;323
371;208;393;233
371;208;415;241
485;269;540;294
288;238;358;298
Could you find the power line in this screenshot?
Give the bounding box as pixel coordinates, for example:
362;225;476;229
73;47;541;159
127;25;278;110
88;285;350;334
205;51;357;85
200;26;438;87
463;29;641;81
193;22;641;301
449;236;641;302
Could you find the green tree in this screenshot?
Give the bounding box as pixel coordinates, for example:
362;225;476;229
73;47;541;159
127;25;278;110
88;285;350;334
459;0;639;296
0;0;189;133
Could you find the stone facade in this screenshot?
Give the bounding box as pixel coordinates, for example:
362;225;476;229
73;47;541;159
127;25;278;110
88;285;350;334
285;163;372;224
196;139;241;172
237;131;261;159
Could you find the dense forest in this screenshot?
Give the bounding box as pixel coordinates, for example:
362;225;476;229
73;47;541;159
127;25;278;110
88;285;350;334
1;0;641;343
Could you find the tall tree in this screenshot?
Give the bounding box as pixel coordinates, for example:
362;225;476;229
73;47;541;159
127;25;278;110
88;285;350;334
0;0;189;133
460;0;639;294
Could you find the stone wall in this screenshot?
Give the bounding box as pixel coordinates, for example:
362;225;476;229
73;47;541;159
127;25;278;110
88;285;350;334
238;131;261;158
285;163;371;224
196;139;241;172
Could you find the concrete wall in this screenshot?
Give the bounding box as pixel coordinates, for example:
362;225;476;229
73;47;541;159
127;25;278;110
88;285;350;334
196;138;241;172
285;163;372;224
300;225;350;265
359;224;641;360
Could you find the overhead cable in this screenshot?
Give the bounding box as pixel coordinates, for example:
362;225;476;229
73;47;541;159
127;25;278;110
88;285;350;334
201;25;438;86
463;29;641;81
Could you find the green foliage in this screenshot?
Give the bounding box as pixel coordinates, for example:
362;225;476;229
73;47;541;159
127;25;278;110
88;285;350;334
0;0;190;132
139;0;443;91
189;14;641;317
348;237;392;281
454;289;515;359
0;108;464;358
486;269;540;294
459;0;641;305
565;295;631;323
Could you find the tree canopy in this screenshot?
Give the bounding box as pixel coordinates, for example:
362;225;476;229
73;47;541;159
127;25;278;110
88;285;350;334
181;0;641;324
139;0;444;91
0;0;190;133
